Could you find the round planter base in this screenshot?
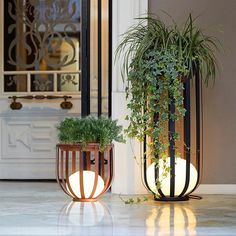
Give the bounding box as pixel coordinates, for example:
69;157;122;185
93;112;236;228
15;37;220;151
154;195;189;202
73;198;98;202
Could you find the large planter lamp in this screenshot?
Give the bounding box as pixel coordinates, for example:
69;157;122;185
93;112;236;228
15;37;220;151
144;72;202;201
56;143;113;202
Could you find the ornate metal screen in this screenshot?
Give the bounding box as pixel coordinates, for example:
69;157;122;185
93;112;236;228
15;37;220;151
2;0;112;116
4;0;81;93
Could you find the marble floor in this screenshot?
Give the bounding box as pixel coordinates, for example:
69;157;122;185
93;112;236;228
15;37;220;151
0;182;235;236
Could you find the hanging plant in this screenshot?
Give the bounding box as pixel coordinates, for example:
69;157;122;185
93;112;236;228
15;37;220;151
116;14;219;195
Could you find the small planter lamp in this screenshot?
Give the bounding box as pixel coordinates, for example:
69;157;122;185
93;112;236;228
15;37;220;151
144;73;202;201
56;143;113;202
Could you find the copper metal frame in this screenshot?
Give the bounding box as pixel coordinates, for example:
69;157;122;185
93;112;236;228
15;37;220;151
56;143;114;202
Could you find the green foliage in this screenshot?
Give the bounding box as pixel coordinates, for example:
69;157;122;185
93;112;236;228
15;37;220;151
57;116;125;151
116;14;219;194
116;14;219;85
178;15;220;85
119;195;149;204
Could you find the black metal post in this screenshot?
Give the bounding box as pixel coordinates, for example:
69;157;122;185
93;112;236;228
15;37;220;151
189;70;202;194
98;0;102;116
179;77;191;197
81;0;91;117
153;112;165;198
108;0;113;118
169;98;176;197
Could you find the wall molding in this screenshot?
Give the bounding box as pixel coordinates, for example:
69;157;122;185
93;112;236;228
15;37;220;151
193;184;236;194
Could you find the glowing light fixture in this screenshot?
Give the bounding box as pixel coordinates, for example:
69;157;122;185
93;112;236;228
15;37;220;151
67;171;105;198
147;157;198;196
56;143;113;202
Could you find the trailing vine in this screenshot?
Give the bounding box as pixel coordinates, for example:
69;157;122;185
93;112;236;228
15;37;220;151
125;47;189;190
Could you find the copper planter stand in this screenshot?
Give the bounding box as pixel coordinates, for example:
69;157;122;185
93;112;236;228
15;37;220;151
56;143;114;202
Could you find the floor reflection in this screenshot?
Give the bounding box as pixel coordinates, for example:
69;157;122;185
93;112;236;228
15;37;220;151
146;204;196;236
57;201;113;236
0;182;235;236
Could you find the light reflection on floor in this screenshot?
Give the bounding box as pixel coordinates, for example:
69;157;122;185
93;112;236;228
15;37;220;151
146;205;197;235
0;182;235;236
57;201;113;235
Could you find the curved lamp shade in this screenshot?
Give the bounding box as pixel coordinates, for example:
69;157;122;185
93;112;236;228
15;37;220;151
144;74;202;201
56;143;113;202
147;157;198;196
67;171;105;198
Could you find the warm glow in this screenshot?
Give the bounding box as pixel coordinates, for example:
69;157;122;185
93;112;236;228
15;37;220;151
146;206;197;235
67;171;105;198
147;157;198;196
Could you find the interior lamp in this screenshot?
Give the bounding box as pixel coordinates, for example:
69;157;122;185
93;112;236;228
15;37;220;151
67;171;105;198
56;143;113;202
146;157;198;196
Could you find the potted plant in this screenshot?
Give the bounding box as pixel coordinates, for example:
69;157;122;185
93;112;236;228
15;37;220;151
116;14;219;201
56;116;124;202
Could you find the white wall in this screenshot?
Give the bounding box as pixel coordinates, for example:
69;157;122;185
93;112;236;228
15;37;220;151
111;0;148;194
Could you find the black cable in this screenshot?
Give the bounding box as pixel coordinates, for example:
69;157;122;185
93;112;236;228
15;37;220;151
189;194;202;200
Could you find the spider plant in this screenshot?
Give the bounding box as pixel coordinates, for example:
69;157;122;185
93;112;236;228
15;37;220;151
116;14;219;85
175;15;220;85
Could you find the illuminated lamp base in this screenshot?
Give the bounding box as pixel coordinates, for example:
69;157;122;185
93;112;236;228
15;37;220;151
73;198;99;202
67;171;105;201
147;157;198;199
154;195;189;202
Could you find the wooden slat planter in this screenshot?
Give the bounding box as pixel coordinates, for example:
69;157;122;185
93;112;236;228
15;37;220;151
56;143;114;202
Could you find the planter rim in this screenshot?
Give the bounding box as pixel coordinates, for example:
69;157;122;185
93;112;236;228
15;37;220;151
57;143;114;147
56;143;114;151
